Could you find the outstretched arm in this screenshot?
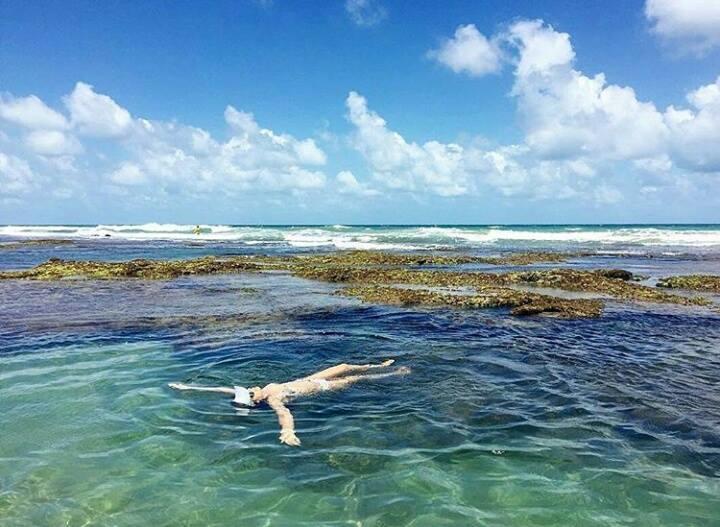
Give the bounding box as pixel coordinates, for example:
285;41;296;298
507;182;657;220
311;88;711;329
168;383;235;395
267;396;300;446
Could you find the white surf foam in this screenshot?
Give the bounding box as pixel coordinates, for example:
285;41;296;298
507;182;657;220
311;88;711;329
1;224;719;249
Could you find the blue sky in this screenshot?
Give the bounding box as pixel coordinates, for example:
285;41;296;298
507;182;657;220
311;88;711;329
1;0;719;224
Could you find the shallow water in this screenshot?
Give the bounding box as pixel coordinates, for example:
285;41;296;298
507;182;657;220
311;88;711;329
1;228;720;526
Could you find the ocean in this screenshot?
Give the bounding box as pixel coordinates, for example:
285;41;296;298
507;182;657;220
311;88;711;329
1;224;719;526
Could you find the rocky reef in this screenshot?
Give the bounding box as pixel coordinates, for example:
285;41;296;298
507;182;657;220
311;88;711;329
0;239;74;250
292;250;583;267
657;275;720;293
0;256;266;280
293;266;707;307
342;285;604;318
0;250;713;318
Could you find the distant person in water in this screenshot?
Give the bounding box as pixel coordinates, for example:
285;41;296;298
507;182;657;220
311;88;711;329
192;225;201;235
169;359;409;446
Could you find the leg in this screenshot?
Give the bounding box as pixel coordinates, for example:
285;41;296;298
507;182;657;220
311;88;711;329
307;359;395;380
324;367;410;390
168;383;235;395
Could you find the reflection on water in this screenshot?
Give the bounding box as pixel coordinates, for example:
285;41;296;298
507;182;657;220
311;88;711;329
1;244;720;526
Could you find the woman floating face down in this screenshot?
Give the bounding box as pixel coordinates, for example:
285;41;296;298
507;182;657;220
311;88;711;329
169;359;409;446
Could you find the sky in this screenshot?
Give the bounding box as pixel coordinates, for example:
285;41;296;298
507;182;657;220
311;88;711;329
1;0;720;225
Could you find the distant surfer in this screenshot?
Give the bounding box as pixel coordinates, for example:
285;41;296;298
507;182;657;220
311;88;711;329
169;359;409;446
192;225;201;235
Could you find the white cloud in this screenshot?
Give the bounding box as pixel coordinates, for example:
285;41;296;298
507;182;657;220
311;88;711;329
118;103;328;193
593;185;623;205
665;76;720;172
63;82;133;137
336;170;380;196
24;130;83;156
224;106;260;134
0;152;37;194
109;162;147;186
0;83;330;201
346;91;609;201
645;0;720;53
345;0;387;27
428;24;502;77
505;19;575;77
346;91;467;196
507;19;668;161
0;94;68;130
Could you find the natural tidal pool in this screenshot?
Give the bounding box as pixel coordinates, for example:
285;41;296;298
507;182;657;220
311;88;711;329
1;229;720;526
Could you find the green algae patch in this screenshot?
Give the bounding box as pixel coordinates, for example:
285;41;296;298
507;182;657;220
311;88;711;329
502;269;710;306
1;251;712;319
479;251;587;265
341;285;604;318
0;256;267;280
656;275;720;293
294;266;709;307
292;250;583;267
0;239;75;250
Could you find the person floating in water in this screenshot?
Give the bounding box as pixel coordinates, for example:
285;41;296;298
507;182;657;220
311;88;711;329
192;225;201;235
169;359;409;446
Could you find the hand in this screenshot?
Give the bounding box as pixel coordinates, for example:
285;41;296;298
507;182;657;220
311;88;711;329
279;430;301;446
168;382;189;390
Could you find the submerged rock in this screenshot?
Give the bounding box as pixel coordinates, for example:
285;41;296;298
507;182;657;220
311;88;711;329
341;285;604;318
293;250;583;267
0;239;74;250
294;265;708;307
479;251;587;265
1;250;712;319
657;275;720;293
0;256;267;280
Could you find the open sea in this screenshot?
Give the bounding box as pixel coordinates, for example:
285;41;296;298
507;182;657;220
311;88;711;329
1;224;719;526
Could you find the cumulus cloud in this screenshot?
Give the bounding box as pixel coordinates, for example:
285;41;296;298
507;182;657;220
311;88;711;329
506;19;669;161
0;82;330;201
645;0;720;53
346;91;467;196
665;76;720;171
24;130;83;156
63;82;133;137
0;152;37;195
0;94;69;130
428;24;502;77
109;162;147;186
346;91;608;201
119;112;328;193
336;170;380;196
345;0;387;27
505;20;720;174
351;18;720;203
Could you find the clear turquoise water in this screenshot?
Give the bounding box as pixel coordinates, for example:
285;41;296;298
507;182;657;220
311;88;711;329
1;227;720;526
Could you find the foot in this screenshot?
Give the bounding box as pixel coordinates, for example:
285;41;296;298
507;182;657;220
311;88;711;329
381;359;395;367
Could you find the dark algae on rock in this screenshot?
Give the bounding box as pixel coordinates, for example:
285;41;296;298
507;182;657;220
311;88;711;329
0;250;712;318
341;285;604;318
657;275;720;293
0;256;267;280
0;239;75;250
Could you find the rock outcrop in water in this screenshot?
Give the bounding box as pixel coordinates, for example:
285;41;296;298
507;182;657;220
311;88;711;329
0;239;74;250
0;250;712;318
342;286;604;318
293;250;583;266
656;275;720;293
0;256;265;280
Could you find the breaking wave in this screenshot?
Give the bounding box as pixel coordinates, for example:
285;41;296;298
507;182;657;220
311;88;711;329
2;224;720;250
